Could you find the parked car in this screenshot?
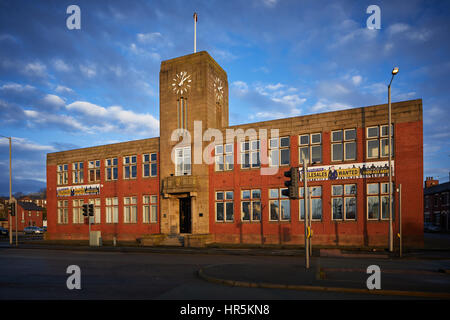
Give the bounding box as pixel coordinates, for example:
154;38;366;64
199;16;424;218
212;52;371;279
424;222;441;233
23;226;44;234
0;226;9;236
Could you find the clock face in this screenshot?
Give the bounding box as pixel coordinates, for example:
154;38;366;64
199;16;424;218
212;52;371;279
214;77;224;101
172;71;192;95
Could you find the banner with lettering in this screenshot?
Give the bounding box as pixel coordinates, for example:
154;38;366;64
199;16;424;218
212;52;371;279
57;184;101;197
299;161;394;181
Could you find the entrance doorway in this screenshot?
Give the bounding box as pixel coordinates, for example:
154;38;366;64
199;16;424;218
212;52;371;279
179;197;191;233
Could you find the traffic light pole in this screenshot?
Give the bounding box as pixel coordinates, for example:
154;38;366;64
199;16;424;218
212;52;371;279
303;158;310;269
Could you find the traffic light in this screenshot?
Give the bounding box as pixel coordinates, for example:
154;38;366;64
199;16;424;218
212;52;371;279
9;202;15;216
88;204;94;216
281;167;299;199
82;204;88;216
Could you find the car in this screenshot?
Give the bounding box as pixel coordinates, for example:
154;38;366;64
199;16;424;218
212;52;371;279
0;226;9;236
23;226;44;234
424;222;441;233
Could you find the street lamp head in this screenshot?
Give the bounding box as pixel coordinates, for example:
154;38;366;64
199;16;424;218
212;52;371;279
392;67;399;75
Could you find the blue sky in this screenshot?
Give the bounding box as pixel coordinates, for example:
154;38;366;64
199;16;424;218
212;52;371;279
0;0;449;195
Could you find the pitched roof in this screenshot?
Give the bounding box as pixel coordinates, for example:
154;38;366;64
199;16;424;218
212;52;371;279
424;182;450;195
17;201;44;211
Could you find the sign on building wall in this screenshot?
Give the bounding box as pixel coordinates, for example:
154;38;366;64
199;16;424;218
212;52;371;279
57;184;101;197
301;161;394;181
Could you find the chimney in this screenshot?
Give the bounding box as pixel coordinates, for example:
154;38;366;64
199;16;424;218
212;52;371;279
424;176;439;188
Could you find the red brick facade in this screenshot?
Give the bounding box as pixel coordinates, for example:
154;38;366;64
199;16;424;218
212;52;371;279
46;51;424;247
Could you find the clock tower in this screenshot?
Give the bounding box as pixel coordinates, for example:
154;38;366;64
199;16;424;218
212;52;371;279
159;51;228;236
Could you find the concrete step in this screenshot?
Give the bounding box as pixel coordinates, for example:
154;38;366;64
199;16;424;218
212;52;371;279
160;235;184;247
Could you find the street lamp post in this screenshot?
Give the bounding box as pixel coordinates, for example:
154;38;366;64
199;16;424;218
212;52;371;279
1;135;12;245
388;67;399;252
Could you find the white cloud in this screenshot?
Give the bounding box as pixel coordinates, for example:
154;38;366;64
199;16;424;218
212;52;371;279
24;109;90;133
137;32;162;43
53;59;72;72
42;94;65;109
260;0;278;8
66;101;159;136
23;62;47;77
0;82;35;93
79;64;96;78
231;81;249;95
55;85;74;94
129;43;161;61
0;137;56;152
310;99;351;113
387;23;432;42
265;83;285;91
388;23;410;35
351;75;362;86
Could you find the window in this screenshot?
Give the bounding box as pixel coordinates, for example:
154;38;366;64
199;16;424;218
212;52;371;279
143;195;158;223
215;143;234;171
143;153;157;177
72;199;84;224
175;146;191;176
332;129;356;162
269;188;290;221
299;186;322;221
123;197;137;223
367;125;394;159
367;182;394;220
241;140;260;169
123;155;137;179
106;197;118;223
332;184;357;220
57;164;68;185
105;158;118;181
88;198;101;223
299;133;322;164
72;162;84;184
241;189;261;222
269;137;290;167
215;191;234;222
88;160;101;182
57;200;68;224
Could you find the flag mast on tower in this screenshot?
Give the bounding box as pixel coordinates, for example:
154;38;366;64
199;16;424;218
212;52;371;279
193;12;198;53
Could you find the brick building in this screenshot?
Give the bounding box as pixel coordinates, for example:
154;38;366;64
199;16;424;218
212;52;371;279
46;51;424;247
424;177;449;231
10;201;44;231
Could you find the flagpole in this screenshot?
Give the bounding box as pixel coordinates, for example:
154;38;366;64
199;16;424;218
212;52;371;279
193;12;197;53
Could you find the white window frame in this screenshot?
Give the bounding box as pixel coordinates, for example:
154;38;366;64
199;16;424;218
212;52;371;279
299;133;322;164
143;195;158;223
175;146;191;176
57;164;68;185
215;191;234;222
88;160;101;182
106;197;118;223
241;189;261;222
143;153;157;177
72;162;84;184
123;196;137;223
105;158;118;181
331;184;357;221
123;155;137;180
269;188;291;221
299;186;323;221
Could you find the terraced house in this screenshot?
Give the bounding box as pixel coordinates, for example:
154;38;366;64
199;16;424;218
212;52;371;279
46;51;424;247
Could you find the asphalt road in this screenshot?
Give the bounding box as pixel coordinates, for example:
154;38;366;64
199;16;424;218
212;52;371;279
1;246;449;300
